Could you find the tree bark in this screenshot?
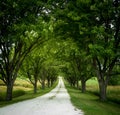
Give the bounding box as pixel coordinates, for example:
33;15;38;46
41;74;45;90
98;78;107;101
81;79;86;93
51;80;53;87
34;79;37;94
47;79;50;88
6;82;13;101
34;84;37;94
93;58;107;101
42;80;45;89
76;79;79;89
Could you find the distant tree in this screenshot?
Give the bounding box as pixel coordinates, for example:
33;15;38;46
21;53;44;93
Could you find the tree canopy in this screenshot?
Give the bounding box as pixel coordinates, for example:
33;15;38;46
0;0;120;101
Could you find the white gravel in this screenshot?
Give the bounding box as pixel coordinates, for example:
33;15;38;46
0;77;84;115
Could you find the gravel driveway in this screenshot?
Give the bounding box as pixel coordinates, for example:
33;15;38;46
0;77;83;115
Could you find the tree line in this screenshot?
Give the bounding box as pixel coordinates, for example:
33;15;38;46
53;0;120;101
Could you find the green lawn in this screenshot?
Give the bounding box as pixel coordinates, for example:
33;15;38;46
65;78;120;115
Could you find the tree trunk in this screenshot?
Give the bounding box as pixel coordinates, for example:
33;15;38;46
98;79;107;101
93;58;107;101
34;79;37;94
42;79;45;89
51;80;53;87
81;79;86;93
47;79;50;88
96;71;107;101
76;79;79;89
6;82;13;101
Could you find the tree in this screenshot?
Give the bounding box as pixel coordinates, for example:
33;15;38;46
88;0;120;101
0;0;50;101
63;47;93;92
0;27;41;100
21;53;44;93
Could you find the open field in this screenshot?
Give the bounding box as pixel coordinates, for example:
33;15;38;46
65;78;120;115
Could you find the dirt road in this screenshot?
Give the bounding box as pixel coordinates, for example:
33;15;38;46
0;77;83;115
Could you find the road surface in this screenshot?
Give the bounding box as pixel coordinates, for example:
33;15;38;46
0;77;83;115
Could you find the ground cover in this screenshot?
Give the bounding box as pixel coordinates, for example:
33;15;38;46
65;78;120;115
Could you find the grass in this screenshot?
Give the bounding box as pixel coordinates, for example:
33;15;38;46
0;78;58;107
65;78;120;115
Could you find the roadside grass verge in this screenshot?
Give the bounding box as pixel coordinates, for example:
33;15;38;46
0;79;58;107
65;79;120;115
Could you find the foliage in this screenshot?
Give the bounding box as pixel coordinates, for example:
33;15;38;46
0;0;53;101
0;0;120;102
108;75;120;85
53;0;120;101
